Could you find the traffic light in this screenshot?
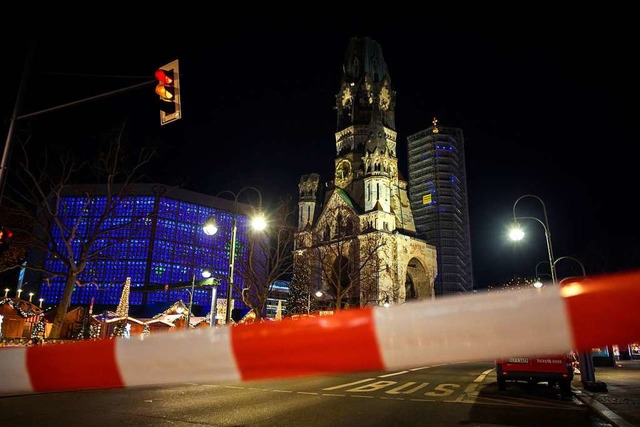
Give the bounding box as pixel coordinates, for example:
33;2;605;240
154;59;181;125
0;226;13;252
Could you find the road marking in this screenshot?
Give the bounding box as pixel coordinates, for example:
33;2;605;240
379;370;410;378
199;381;583;410
474;369;495;383
322;378;375;391
464;383;478;394
385;382;430;395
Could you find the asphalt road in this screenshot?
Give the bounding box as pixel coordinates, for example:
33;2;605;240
0;361;610;426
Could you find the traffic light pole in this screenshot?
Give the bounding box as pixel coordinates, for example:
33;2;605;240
0;42;35;205
0;73;154;207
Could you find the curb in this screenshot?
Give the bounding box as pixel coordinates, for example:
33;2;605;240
573;389;635;427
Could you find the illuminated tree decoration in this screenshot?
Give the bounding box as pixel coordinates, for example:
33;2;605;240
286;258;311;315
30;316;45;341
89;323;101;339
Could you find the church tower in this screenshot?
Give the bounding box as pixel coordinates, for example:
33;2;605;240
295;37;437;310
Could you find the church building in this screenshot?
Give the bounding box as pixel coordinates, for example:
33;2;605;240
294;37;437;309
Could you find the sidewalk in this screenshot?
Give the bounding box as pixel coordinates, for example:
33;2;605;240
572;359;640;427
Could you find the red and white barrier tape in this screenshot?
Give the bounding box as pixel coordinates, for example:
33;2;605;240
1;270;639;396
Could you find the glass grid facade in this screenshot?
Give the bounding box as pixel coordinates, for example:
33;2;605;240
40;189;251;313
407;126;474;296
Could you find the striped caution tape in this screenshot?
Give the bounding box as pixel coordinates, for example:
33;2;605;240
1;270;638;396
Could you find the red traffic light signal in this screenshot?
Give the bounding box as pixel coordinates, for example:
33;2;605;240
155;69;175;102
154;59;181;125
0;226;13;252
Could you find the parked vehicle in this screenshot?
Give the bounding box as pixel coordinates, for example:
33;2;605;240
495;353;576;397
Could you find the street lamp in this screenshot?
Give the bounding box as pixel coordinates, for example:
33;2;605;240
551;256;598;386
509;194;557;286
28;292;34;302
533;261;551;290
201;268;221;329
39;298;43;308
510;200;599;387
307;290;323;314
181;273;196;330
203;187;265;325
3;288;8;298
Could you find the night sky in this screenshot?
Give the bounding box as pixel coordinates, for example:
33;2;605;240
4;26;638;289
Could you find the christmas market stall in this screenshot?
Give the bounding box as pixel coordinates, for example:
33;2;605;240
0;298;43;340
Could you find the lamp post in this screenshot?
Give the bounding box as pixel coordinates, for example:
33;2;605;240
182;273;196;330
307;290;323;314
203;187;265;326
533;261;551;290
28;292;34;303
552;256;599;386
39;298;43;308
201;269;220;329
509;194;557;286
510;200;600;388
4;288;8;298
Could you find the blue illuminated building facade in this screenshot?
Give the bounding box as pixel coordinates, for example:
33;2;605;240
33;184;253;315
407;120;474;295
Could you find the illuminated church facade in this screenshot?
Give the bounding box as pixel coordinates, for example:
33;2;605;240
294;37;437;308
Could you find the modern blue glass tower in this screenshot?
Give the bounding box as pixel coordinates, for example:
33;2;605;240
30;184;253;315
407;119;474;296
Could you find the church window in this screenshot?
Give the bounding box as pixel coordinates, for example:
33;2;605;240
345;219;354;235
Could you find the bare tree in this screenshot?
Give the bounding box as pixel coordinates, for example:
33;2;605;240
300;204;386;311
2;125;155;339
235;197;296;321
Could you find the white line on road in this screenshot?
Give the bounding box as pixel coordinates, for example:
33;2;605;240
378;370;410;378
322;378;375;391
473;368;495;383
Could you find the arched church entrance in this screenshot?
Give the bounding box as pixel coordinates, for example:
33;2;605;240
405;258;431;300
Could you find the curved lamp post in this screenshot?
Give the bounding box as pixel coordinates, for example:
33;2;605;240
509;194;557;286
203;187;265;325
201;268;221;329
533;261;552;290
307;290;323;314
552;256;597;386
182;271;217;330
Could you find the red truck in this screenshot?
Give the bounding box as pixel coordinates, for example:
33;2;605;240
495;353;576;397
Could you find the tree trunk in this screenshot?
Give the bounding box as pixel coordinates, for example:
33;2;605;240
49;272;77;339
